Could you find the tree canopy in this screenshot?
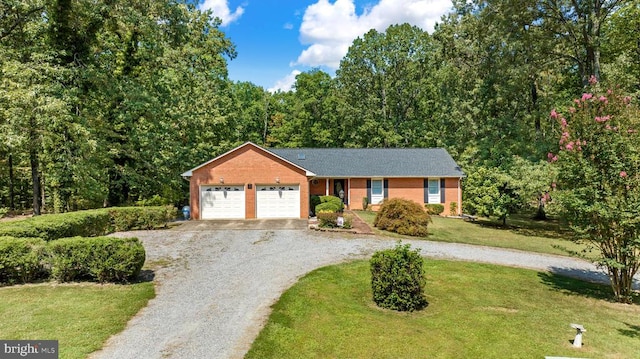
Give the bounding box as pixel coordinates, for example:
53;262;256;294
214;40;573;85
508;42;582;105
1;0;638;224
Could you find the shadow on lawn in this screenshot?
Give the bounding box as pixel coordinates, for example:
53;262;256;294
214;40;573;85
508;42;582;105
476;215;572;240
135;269;155;283
538;269;612;301
618;323;640;338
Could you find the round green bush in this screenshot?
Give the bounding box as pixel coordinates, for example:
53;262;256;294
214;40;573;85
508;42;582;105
425;204;445;215
374;198;431;237
314;195;344;214
370;243;428;311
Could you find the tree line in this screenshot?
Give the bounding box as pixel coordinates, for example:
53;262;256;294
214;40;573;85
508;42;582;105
1;0;638;214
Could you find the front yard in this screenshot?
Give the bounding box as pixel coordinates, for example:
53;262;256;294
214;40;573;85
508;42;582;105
247;260;640;358
355;211;589;257
0;282;154;359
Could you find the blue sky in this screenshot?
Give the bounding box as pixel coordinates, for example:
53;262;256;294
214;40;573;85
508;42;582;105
198;0;454;92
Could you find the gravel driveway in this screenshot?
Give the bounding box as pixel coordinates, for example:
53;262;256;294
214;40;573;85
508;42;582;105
89;227;624;359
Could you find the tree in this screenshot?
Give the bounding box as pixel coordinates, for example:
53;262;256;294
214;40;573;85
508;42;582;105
463;166;521;225
549;80;640;302
336;23;438;148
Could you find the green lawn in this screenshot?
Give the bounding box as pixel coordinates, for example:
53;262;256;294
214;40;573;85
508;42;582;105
246;260;640;359
355;211;589;257
0;282;155;359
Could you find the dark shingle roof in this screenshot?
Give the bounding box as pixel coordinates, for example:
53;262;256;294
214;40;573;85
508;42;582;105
269;148;465;178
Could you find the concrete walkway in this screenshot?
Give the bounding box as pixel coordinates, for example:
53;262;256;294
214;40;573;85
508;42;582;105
90;228;633;359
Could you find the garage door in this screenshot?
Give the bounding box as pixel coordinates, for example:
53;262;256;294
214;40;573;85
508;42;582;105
256;185;300;218
200;185;245;219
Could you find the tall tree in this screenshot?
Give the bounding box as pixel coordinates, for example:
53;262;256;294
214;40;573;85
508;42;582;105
336;23;438;148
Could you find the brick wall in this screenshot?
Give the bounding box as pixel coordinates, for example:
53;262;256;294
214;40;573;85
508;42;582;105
189;144;309;219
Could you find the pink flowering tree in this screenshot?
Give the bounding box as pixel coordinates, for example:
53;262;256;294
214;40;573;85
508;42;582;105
549;79;640;303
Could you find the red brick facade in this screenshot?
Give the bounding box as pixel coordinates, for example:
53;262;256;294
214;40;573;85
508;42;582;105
185;143;463;219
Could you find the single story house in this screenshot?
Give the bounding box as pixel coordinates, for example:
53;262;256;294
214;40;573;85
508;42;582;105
181;142;465;220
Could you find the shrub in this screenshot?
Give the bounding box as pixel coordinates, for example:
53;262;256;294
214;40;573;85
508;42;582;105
0;207;8;218
310;195;322;215
370;242;428;311
425;204;445;215
0;237;47;285
107;206;176;232
135;195;172;206
374;198;431;237
315;196;344;213
317;212;353;229
0;206;175;241
449;201;458;215
0;210;111;241
48;237;145;283
362;197;369;210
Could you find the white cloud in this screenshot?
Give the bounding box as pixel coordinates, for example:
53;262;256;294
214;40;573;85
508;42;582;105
199;0;245;27
268;70;302;93
295;0;452;68
284;22;294;30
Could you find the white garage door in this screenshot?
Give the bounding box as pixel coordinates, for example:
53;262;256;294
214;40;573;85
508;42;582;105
200;185;245;219
256;185;300;218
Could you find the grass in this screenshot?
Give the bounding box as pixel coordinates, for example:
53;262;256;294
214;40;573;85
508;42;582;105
246;260;640;359
0;282;155;359
355;211;589;258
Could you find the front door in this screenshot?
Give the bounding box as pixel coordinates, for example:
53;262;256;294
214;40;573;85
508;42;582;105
333;179;347;204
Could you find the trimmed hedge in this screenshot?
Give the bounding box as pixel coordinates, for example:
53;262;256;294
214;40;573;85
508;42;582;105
425;204;445;215
315;196;344;213
108;206;176;232
0;237;47;285
48;237;145;283
370;242;428;312
0;206;175;241
374;198;431;237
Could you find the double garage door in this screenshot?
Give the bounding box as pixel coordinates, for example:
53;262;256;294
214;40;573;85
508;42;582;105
200;185;300;219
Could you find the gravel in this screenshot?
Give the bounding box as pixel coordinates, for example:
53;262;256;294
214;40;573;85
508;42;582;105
89;228;630;359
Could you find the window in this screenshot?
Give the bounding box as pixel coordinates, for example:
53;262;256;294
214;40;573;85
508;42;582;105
427;178;441;203
371;179;384;204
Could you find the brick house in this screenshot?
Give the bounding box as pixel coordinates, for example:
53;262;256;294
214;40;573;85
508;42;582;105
181;142;465;220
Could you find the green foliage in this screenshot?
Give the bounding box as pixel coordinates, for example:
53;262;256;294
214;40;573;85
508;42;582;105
550;83;640;303
107;206;176;232
317;212;352;229
0;211;111;241
0;206;174;240
310;195;321;214
314;196;344;213
0;237;47;285
449;201;458;215
425;204;444;215
362;196;369;210
48;237;145;283
0;208;8;218
463;166;521;225
374;198;431;237
370;243;428;312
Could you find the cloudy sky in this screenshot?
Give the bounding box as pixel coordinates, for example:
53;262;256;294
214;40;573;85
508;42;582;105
198;0;454;92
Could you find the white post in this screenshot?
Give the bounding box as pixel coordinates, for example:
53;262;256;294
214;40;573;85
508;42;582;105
570;323;586;348
325;178;329;196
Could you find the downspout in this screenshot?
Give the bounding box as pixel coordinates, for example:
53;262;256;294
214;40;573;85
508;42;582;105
458;178;462;215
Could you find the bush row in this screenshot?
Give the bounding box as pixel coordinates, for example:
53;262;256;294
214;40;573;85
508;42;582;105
0;236;145;285
0;206;176;241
